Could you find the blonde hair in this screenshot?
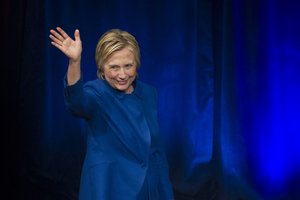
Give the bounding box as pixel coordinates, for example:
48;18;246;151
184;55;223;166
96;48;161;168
95;29;140;79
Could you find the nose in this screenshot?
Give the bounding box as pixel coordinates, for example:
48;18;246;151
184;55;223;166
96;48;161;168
118;67;126;79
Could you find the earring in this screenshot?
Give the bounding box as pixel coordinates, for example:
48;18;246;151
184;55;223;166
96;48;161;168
100;74;105;80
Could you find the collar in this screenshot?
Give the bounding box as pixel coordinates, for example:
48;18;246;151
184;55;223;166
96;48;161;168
100;79;143;100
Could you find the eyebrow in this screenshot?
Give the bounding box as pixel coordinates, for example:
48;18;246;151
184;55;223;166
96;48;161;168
108;64;119;67
108;62;134;67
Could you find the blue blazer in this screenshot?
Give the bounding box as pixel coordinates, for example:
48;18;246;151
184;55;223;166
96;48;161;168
64;77;173;200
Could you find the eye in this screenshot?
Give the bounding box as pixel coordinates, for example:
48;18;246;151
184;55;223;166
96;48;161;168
109;65;120;71
125;64;133;68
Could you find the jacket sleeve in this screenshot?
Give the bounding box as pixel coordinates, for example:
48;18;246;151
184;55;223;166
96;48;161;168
63;75;97;119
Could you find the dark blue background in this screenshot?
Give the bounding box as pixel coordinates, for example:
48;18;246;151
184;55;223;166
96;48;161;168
2;0;300;199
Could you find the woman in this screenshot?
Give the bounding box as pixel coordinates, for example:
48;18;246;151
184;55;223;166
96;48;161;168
49;27;174;200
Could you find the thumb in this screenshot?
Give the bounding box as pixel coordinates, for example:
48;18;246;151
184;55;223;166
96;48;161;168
74;29;81;41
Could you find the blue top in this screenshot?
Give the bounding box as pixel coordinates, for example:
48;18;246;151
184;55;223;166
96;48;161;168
64;77;173;200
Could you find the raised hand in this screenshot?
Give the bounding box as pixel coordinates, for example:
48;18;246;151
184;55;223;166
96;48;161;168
49;27;82;62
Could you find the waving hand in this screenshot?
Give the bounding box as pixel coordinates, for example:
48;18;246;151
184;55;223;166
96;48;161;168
49;27;82;62
49;27;82;85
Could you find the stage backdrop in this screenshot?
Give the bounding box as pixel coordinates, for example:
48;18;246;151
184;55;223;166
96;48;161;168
3;0;300;199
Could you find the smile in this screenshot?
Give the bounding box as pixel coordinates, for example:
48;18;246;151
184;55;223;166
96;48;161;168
117;80;128;85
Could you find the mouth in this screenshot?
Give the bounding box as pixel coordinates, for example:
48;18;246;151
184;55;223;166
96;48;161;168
117;80;128;85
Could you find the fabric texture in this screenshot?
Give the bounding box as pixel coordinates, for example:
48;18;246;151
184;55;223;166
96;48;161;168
64;76;174;200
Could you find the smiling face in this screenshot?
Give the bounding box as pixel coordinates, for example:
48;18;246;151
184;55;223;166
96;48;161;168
103;48;137;94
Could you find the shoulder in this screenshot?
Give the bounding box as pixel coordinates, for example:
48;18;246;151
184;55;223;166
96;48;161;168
83;79;106;94
136;80;157;97
136;80;156;93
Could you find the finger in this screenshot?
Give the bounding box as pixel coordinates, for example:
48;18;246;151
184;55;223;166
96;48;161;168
49;34;63;46
74;29;81;42
56;27;70;40
50;29;65;42
50;41;65;52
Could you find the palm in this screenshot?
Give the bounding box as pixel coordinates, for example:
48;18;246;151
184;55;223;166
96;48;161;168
49;27;82;61
61;37;82;60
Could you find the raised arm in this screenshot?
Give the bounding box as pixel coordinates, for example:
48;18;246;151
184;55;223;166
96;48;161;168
49;27;82;85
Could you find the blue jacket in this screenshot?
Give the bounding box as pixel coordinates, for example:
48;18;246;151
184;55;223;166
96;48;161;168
64;77;173;200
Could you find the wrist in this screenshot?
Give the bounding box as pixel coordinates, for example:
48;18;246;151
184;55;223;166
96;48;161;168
69;57;81;68
69;57;81;64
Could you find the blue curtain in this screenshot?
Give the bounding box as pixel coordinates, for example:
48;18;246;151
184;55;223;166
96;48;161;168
215;1;300;199
3;0;300;199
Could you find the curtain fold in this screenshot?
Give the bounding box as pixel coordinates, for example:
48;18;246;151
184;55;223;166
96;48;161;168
3;0;300;199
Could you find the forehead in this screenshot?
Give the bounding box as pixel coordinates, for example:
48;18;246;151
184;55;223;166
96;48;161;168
106;48;135;63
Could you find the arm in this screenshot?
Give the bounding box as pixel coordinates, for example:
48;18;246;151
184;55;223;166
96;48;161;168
50;27;95;118
63;78;97;119
49;27;82;85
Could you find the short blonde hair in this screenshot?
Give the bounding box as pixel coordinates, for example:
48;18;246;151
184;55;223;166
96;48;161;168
95;29;140;79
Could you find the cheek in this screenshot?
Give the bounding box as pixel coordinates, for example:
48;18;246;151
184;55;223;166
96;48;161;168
129;68;137;76
104;71;115;78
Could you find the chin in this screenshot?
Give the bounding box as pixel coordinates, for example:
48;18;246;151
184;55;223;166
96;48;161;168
116;85;130;92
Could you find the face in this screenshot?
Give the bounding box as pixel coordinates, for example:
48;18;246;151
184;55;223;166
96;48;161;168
103;48;137;94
